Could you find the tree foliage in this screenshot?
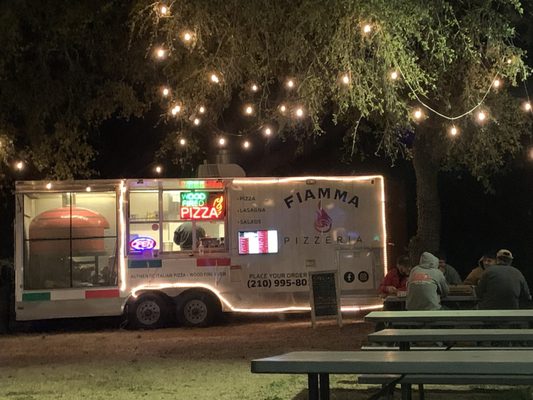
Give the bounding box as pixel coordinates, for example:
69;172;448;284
0;0;153;185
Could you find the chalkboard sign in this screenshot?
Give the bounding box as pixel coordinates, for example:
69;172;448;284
309;270;342;327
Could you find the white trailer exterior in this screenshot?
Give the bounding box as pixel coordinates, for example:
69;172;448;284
14;176;387;327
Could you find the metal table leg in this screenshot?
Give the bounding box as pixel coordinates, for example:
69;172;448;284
319;374;330;400
308;373;319;400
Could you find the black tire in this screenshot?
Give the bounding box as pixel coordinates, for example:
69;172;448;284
176;291;220;327
129;293;168;329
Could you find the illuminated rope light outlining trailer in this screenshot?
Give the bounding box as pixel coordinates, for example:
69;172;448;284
14;176;388;328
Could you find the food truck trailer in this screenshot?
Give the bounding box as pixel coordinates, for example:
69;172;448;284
14;175;387;328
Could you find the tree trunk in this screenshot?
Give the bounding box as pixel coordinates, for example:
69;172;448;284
409;125;442;263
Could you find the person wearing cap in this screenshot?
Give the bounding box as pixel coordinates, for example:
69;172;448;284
476;249;531;309
463;251;496;286
406;252;449;310
436;251;462;286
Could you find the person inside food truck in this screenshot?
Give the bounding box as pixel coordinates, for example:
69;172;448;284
378;255;411;296
173;222;206;250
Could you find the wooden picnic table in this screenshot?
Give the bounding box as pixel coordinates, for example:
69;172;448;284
368;328;533;350
365;309;533;328
251;350;533;400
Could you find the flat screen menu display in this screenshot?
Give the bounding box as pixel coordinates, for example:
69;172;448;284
238;230;278;254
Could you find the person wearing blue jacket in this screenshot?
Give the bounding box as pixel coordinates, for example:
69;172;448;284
406;252;449;310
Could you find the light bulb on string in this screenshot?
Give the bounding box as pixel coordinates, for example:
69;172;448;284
243;104;254;116
179;138;187;146
285;79;295;89
413;108;424;121
86;186;92;192
161;87;170;97
159;5;169;16
295;107;305;118
181;31;194;44
250;83;259;92
218;137;226;146
340;74;351;85
476;110;487;123
362;24;372;34
46;182;52;190
390;70;399;81
15;161;24;171
154;47;167;60
523;102;532;112
171;105;181;116
198;106;206;114
279;104;287;114
449;125;459;137
242;140;251;149
155;165;162;174
193;117;201;126
493;78;502;89
210;73;220;84
263;126;273;136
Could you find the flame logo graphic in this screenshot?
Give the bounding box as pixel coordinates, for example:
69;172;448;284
213;195;224;216
314;201;332;233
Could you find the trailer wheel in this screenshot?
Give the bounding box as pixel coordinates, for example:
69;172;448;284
129;294;168;329
177;291;220;327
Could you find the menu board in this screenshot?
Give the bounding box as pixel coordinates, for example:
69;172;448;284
238;230;278;254
309;271;342;327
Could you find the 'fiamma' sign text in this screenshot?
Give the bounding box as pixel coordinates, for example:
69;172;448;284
284;188;359;209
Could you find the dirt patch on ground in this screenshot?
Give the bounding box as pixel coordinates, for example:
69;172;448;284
0;313;373;367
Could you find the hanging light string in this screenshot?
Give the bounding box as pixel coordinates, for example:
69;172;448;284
398;66;500;121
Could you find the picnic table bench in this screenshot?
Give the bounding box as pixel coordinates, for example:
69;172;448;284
365;309;533;328
367;328;533;350
251;350;533;400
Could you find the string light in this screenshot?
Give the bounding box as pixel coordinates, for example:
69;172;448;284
476;110;487;123
181;31;195;44
210;73;220;83
413;108;424;120
218;137;226;146
171;105;181;116
155;165;162;174
493;78;501;89
193;117;201;126
250;83;259;92
159;5;169;16
244;104;254;115
46;182;52;190
295;107;305;118
362;24;372;34
198;106;206;114
529;147;533;160
15;161;23;171
154;47;166;59
179;138;186;146
523;102;532;112
340;74;350;85
390;70;399;80
161;87;170;97
86;186;92;192
263;127;272;136
286;79;295;89
449;125;459;136
279;104;287;114
242;140;251;149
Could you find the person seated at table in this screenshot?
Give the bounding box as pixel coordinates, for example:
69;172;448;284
436;251;462;285
463;250;496;286
476;249;531;309
406;252;449;310
378;255;411;297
